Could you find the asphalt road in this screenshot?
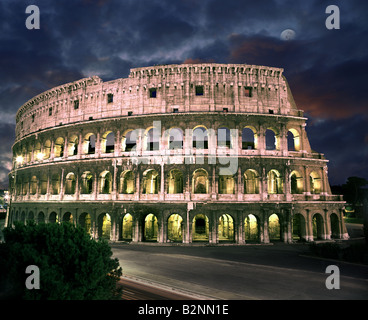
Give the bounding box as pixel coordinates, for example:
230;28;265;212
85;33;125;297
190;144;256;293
111;242;368;300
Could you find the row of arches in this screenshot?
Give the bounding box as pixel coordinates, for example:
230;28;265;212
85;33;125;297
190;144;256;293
13;168;323;196
10;210;343;243
14;125;303;164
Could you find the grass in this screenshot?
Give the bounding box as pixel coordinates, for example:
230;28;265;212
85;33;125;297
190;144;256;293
344;217;364;224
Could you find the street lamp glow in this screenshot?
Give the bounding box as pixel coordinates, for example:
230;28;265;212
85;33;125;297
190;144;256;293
16;156;24;164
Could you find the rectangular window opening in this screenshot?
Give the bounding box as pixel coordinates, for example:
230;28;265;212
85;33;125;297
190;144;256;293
244;87;252;97
195;85;204;96
149;88;157;98
107;93;113;103
269;109;274;114
49;107;52;116
173;108;179;113
74;100;79;110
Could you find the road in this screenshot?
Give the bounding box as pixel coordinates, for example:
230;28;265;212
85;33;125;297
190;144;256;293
111;241;368;300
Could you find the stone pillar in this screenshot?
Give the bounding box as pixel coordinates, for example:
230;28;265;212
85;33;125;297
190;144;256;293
263;210;270;244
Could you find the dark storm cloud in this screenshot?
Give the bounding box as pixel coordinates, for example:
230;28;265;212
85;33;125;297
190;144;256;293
0;0;367;187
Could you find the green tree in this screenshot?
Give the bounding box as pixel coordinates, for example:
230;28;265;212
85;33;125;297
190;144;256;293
342;176;368;209
0;222;122;300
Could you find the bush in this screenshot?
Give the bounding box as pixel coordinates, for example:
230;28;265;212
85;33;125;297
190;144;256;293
0;222;122;300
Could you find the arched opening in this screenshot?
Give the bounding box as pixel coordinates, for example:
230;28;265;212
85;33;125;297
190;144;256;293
68;135;79;156
54;137;65;158
121;213;133;240
27;211;34;223
143;214;158;241
218;173;235;194
22;176;29;195
51;173;61;195
217;127;231;148
98;213;111;240
63;212;73;223
268;213;281;241
330;213;340;239
313;213;324;240
244;169;260;194
142;169;159;194
242;127;257;150
101;131;115;153
122;130;138;152
287;128;301;151
167;169;183;194
49;212;58;224
244;214;259;242
167;214;183;242
65;173;76;194
192;214;209;241
30;176;37;195
37;212;45;224
81;171;93;194
99;171;112;194
192;126;208;149
192;169;209;194
39;174;47;195
168;128;183;150
119;170;135;194
290;170;303;194
34;141;42;161
218;214;234;242
267;170;283;194
20;211;26;224
292;213;306;241
43;140;51;159
310;171;322;194
145;128;160;151
265;129;278;150
79;212;92;236
83;133;96;154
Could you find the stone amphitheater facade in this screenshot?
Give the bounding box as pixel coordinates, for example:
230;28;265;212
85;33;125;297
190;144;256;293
7;63;349;243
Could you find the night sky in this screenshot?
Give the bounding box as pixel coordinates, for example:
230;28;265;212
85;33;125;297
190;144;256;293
0;0;367;189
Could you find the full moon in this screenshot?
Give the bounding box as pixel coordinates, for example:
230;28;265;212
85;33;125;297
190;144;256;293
280;29;296;41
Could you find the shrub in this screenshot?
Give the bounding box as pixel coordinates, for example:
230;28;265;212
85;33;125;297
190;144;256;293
0;222;122;300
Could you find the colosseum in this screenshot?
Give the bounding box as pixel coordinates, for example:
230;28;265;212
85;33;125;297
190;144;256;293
7;63;349;244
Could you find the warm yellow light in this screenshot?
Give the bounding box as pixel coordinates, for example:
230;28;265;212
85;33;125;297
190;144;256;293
16;156;24;164
36;152;44;160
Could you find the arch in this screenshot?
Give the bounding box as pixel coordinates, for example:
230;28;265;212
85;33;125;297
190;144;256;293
290;170;303;194
65;172;76;194
192;214;209;241
122;129;138;152
244;214;259;242
54;137;65;157
244;169;260;194
167;169;183;194
167;214;183;242
82;133;96;154
121;213;133;240
37;212;45;224
30;175;38;195
27;211;34;223
63;212;73;223
67;134;79;156
265;129;278;150
101;131;115;153
144;127;160;151
192;169;209;194
34;140;42;160
310;171;322;194
218;174;235;194
79;212;92;235
217;127;231;148
119;170;135;194
192;126;208;149
49;212;58;224
99;171;112;194
81;171;93;194
20;211;26;224
143;213;158;241
292;213;306;241
51;173;61;194
287;128;300;151
218;214;234;242
330;213;340;239
168;128;183;150
312;213;325;240
267;170;283;194
242;126;257;150
39;173;47;195
98;213;111;239
268;213;281;241
142;169;159;194
43;139;51;159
